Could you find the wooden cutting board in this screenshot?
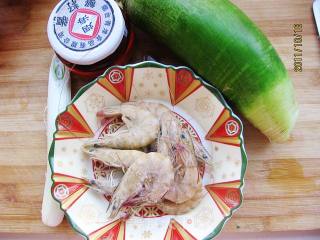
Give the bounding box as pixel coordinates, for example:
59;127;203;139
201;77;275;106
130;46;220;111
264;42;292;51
0;0;319;235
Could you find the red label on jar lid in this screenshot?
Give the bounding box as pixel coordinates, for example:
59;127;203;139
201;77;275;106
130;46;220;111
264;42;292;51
69;8;101;40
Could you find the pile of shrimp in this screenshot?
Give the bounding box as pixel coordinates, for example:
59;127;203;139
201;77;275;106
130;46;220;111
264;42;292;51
82;101;212;219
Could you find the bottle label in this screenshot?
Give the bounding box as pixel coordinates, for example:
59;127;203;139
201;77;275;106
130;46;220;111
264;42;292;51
53;0;115;52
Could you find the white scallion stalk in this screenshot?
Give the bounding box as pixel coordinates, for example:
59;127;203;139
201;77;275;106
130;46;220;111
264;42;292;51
42;55;71;227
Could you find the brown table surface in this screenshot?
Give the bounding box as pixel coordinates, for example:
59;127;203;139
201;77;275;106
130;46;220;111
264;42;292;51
0;0;319;236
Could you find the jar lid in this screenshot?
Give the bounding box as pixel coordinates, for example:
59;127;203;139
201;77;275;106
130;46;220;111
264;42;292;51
47;0;125;65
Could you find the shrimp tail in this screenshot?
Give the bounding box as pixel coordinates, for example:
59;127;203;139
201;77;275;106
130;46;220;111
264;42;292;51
86;181;110;194
106;198;122;219
106;188;148;219
82;138;118;149
82;177;110;194
82;139;109;150
192;139;214;166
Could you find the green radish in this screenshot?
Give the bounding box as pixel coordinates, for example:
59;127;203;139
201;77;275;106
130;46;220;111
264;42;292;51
121;0;298;142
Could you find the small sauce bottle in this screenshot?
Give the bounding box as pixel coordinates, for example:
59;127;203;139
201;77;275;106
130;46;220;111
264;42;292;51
47;0;134;81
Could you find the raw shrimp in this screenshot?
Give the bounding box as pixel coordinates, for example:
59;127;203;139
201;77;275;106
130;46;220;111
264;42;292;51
85;146;204;215
158;112;202;204
157;187;206;215
105;152;174;218
83;148;174;218
138;101;213;165
83;147;147;170
137;101;171;152
83;103;160;150
82;148;147;195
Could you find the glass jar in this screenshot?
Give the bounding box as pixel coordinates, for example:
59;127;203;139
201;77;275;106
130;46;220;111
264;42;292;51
47;0;134;81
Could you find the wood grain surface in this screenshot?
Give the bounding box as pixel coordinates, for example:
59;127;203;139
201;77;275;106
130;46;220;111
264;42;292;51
0;0;319;235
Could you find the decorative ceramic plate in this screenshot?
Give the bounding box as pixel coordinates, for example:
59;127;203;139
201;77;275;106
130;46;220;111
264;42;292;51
49;61;247;240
